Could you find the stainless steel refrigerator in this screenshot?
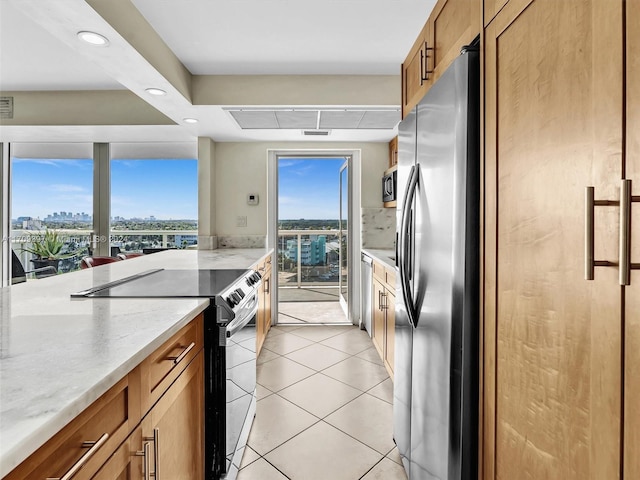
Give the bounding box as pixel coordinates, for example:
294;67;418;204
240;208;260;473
394;46;479;480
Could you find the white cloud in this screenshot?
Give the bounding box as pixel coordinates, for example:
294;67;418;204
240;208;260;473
46;184;86;193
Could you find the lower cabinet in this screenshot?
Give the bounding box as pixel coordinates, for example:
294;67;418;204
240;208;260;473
371;260;396;379
91;430;141;480
93;352;203;480
255;254;273;355
139;350;204;480
3;316;205;480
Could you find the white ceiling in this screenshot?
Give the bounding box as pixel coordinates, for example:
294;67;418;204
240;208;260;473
0;0;436;143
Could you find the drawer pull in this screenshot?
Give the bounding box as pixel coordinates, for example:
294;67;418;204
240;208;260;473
46;433;109;480
166;342;196;365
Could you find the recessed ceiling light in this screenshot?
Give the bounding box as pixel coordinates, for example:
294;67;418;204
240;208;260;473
145;88;167;96
77;31;109;46
183;118;199;124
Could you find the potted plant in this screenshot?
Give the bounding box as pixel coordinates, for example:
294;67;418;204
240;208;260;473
20;229;78;276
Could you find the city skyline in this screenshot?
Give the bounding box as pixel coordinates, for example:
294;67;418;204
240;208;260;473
11;158;198;220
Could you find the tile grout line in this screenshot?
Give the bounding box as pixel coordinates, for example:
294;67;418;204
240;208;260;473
247;320;401;479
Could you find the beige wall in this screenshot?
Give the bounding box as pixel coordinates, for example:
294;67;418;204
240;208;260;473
214;141;389;236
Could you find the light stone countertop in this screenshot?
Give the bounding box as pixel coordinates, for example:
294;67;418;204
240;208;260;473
0;248;271;477
362;248;396;269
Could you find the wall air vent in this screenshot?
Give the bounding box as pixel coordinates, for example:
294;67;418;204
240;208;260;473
303;130;330;136
0;96;14;119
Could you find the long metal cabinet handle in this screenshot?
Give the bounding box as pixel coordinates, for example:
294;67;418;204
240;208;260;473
423;41;434;81
620;180;631;285
150;428;159;480
142;441;151;480
619;179;640;285
140;428;161;478
167;342;196;365
47;433;109;480
584;186;618;280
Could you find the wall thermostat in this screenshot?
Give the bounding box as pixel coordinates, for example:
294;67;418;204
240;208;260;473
247;193;259;205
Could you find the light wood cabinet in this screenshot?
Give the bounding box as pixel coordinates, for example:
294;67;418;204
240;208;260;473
401;21;432;119
91;429;142;480
372;260;396;379
3;375;140;480
255;254;273;355
482;0;508;26
140;350;204;480
401;0;480;119
625;1;640;478
3;315;205;480
482;0;627;478
388;136;398;167
372;277;386;358
430;0;480;84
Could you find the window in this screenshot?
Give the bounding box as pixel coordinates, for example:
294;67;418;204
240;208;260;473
10;143;93;281
109;143;198;254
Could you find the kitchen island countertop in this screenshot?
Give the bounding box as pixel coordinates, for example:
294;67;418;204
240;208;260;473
0;248;271;477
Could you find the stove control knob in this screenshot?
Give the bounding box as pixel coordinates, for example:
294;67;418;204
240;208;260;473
226;296;237;307
231;292;242;304
235;288;245;298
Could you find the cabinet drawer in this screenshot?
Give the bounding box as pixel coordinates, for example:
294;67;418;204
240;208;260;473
140;314;203;412
385;267;396;290
373;261;386;282
4;376;137;480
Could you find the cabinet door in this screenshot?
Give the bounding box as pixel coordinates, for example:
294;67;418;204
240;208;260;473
389;136;398;167
384;289;395;377
264;266;272;335
430;0;480;82
401;21;431;118
484;0;623;478
483;0;508;26
92;429;142;480
372;278;386;358
142;351;204;480
625;0;640;477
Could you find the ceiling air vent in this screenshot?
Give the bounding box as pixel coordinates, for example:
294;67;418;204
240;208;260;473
303;130;330;136
0;96;13;119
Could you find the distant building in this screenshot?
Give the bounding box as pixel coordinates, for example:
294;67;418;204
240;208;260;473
286;235;326;265
174;234;197;247
20;217;42;230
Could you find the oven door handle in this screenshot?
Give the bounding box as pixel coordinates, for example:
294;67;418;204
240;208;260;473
225;294;259;340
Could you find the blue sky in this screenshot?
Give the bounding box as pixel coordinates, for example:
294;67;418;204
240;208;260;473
278;157;345;220
11;156;342;221
11;158;198;220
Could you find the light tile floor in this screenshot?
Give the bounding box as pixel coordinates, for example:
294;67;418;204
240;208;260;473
238;323;408;480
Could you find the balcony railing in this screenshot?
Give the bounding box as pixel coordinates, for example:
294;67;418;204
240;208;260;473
10;228;198;275
277;229;340;289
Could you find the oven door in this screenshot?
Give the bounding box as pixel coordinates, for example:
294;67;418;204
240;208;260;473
224;292;258;477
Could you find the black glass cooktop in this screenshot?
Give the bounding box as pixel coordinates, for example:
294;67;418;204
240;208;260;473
73;269;250;298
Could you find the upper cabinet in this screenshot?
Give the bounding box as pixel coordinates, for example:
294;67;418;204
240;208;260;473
483;0;509;26
388;136;398;168
401;22;432;119
401;0;481;118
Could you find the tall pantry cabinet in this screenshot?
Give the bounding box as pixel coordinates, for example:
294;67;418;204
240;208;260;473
482;0;637;479
625;1;640;478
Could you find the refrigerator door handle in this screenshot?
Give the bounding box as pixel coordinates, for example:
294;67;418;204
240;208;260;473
400;164;419;328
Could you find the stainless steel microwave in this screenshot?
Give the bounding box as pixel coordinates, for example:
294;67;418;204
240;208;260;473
382;168;397;203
